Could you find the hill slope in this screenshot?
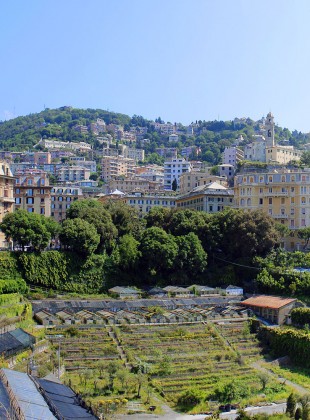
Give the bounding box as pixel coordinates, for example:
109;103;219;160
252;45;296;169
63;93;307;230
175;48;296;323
0;107;308;165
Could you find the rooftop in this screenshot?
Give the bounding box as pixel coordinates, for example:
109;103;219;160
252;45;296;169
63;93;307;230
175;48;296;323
241;295;296;309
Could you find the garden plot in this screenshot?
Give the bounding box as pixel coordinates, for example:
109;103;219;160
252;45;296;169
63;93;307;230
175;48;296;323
119;322;289;407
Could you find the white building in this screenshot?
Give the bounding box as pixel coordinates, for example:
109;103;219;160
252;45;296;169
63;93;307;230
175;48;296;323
164;158;192;190
58;166;90;182
222;146;244;167
168;133;179;143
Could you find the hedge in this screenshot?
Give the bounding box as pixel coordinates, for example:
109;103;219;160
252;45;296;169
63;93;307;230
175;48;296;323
291;307;310;326
260;326;310;367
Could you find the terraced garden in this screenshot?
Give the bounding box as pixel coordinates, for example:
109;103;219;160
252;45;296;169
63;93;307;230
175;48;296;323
43;320;293;415
118;321;291;410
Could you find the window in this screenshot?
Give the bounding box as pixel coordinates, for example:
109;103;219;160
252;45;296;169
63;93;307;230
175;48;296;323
259;198;263;205
301;219;306;227
27;189;33;196
27;179;33;185
26;197;34;204
15;188;20;194
40;208;45;214
27;207;34;213
15;198;21;204
40;189;45;194
281;198;285;205
302;208;306;215
58;197;63;202
269;198;272;205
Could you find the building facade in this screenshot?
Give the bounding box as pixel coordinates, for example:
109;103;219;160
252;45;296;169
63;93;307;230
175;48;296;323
101;155;136;182
179;171;227;194
0;162;15;248
234;168;310;250
14;169;52;217
176;182;234;213
164;158;192;190
51;186;83;222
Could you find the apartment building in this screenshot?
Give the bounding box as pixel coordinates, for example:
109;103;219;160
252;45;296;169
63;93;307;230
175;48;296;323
51;186;83;222
101;155;136;182
36;139;91;152
179;171;228;194
69;157;97;173
122;146;145;162
57;166;91;183
14;169;52;217
181;146;199;159
234;168;310;250
176;182;234;213
108;178;163;193
21;152;51;165
154;123;176;135
222;146;244;167
155;147;177;158
0;162;15;248
164;158;192;190
168;133;179;142
125;192;177;215
73;124;88;134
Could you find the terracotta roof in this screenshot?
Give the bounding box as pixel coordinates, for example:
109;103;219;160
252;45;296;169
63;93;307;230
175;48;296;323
241;295;296;309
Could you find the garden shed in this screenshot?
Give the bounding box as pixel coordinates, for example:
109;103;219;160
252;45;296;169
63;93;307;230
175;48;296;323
35;310;60;326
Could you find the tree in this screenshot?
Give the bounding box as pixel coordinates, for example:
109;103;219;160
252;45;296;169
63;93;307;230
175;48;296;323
59;218;100;256
297;227;310;250
66;201;117;252
257;372;270;391
300;151;310;167
144;207;175;230
286;393;297;417
210;209;280;261
89;172;98;181
299;395;310;420
117;234;141;269
107;361;120;390
174;233;207;278
103;201;144;238
139;227;178;277
172;178;178;191
0;210;55;251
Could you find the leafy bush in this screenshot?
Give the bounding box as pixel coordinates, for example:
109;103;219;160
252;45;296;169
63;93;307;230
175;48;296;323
177;387;204;407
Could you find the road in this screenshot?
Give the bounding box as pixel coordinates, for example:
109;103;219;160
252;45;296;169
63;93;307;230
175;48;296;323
117;402;287;420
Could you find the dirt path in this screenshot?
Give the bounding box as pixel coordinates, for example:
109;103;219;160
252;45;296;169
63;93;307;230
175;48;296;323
252;361;309;395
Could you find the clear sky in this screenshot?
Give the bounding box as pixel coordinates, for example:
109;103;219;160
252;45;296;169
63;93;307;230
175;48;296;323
1;0;310;131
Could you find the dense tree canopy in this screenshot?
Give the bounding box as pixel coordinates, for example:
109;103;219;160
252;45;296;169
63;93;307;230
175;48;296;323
59;218;100;256
0;210;58;251
66;199;117;251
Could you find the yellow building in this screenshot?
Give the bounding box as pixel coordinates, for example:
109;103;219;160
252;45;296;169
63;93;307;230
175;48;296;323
266;146;302;164
179;171;227;194
0;162;15;248
176;182;234;212
234;168;310;250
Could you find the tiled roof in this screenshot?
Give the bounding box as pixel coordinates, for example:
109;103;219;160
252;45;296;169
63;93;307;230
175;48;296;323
241;295;296;309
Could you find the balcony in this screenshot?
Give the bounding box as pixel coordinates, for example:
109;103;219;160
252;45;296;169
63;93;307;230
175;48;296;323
0;197;15;203
273;214;289;219
263;191;288;197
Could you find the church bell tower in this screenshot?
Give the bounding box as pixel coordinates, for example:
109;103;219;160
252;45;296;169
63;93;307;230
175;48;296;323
265;112;275;147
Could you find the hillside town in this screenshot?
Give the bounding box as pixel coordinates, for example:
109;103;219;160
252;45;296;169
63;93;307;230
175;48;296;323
0;111;309;253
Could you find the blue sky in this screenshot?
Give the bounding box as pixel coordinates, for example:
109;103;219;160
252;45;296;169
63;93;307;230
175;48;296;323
1;0;310;131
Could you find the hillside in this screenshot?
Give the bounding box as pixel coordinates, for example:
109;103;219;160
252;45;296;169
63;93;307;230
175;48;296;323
0;106;309;165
